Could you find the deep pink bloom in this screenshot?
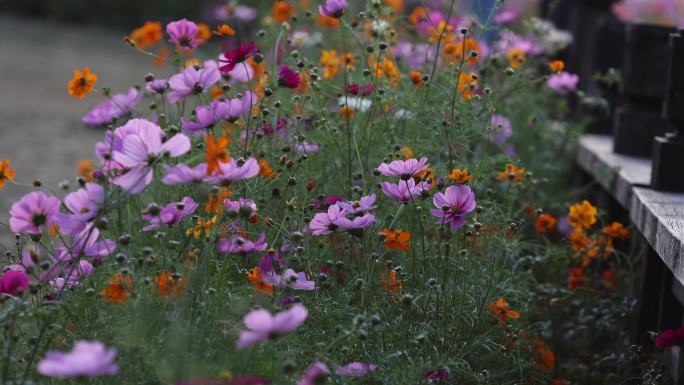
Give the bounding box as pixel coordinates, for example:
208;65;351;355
219;41;256;73
337;193;377;214
425;369;449;382
111;119;191;194
656;327;684;349
166;19;202;50
278;65;301;89
547;72;579;96
9;191;61;234
309;205;345;236
334;362;378;377
297;362;329;385
168;65;221;104
55;183;105;235
162;163;208;185
37;340;119;378
83;87;143;126
346;83;375;96
0;270;30;296
218;233;268;254
377;157;429;180
431;185;477;229
380;179;430;204
142;197;198;231
236;304;308;348
206;157;260;183
263;269;316;290
319;0;348;18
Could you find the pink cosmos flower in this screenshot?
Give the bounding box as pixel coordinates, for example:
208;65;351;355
55;183;105;235
111;119;191;194
168;65;221;104
181;102;230;134
162;163;208;185
334;213;376;230
219;41;256;73
309;204;345;236
346;83;376;96
0;270;30;296
142;197;198;231
377;157;429;180
547;72;579;96
425;369;449;382
37;340;119;378
334;362;378;377
9;191;61;234
656;326;684;349
225;198;258;219
380;179;431;204
337;193;377;214
206;157;260;183
166;19;202;50
490;114;513;143
494;30;541;56
146;79;168;94
319;0;348;18
54;226;116;262
430;185;477;229
263;269;316;290
278;65;301;89
297;362;330;385
236;304;308;349
218;233;268;254
83;87;143;126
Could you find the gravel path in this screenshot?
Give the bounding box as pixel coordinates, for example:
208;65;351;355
0;16;156;247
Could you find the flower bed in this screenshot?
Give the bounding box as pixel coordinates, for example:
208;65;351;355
0;1;673;384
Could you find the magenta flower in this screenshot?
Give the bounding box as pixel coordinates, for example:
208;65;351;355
218;233;268;254
656;327;684;349
206;157;260;183
309;204;345;236
377;157;429;180
166;19;201;50
219;41;256;73
82;87;143;127
380;179;431;204
37;340;119;378
490;114;513;143
264;269;316;290
236;304;308;349
111;119;191;194
334;213;376;231
168;65;221;104
9;191;61;234
334;362;378;377
225;198;258;219
162;163;208;185
297;362;330;385
55;183;105;235
346;83;375;96
337;193;377;214
425;369;449;382
431;185;476;229
142;197;198;231
278;65;301;89
546;72;579;96
0;270;30;296
319;0;348;18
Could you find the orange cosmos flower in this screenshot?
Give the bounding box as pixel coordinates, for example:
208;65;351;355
259;159;276;179
196;23;212;44
155;272;188;298
507;48;526;69
129;21;163;49
535;214;557;234
68;67;98;100
272;1;296;23
567;267;585;289
321;50;341;79
306;179;316;191
154;46;170;67
569;228;591;252
496;163;526;183
568;200;597;230
317;14;341;28
247;266;274;295
447;168;473;184
0;159;16;190
205;134;231;176
408;7;427;25
400;146;414;159
384;0;404;11
603;268;616;290
382;270;403;293
533;340;556;372
443;38;481;65
457;72;478;100
382;228;411;252
603;221;629;240
213;24;236;36
549;60;565;73
409;70;423;88
76;159;94;182
205;187;232;214
488;298;520;325
100;273;134;304
339;106;355;119
428;21;455;43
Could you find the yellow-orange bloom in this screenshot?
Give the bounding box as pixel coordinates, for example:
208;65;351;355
382;270;403;293
409;70;423;88
382;228;411;252
68;67;98;100
447;168;473;184
196;23;212;44
457;72;478;100
155;272;188;298
339;106;355;119
549;60;565;73
0;159;16;190
320;50;341;79
384;0;404;11
568;200;597;230
129;21;163;49
247;266;274;295
603;221;629;240
272;1;296;23
205;134;231;176
213;24;236;36
100;273;133;304
507;48;526;69
400;146;414;159
496;163;526;183
488;297;520;325
205;187;232;214
259;159;276;179
408;7;427;25
444;38;481;66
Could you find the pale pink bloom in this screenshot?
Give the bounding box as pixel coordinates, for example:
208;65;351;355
309;205;345;236
37;340;119;378
263;269;316;290
380;179;431;204
335;362;379;377
55;183;105;235
9;191;61;234
431;185;477;229
297;362;330;385
547;72;579;96
206;157;260;183
236;304;308;348
377;157;429;180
